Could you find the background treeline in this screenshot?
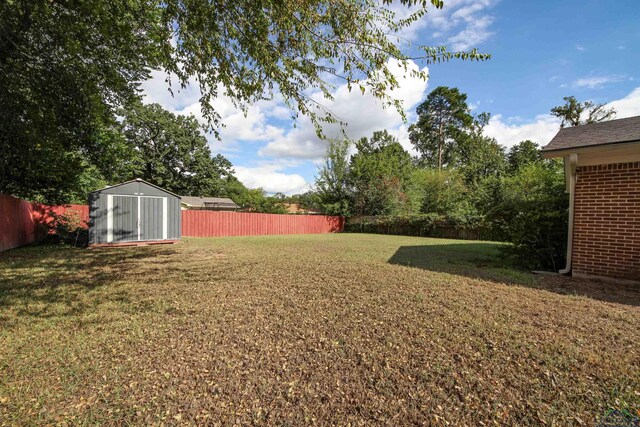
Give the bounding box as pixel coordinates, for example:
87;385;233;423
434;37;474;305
299;88;615;270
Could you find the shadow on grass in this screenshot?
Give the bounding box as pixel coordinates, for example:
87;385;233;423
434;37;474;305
388;243;640;307
0;244;178;322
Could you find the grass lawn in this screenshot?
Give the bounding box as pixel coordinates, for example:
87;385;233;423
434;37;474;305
1;234;638;425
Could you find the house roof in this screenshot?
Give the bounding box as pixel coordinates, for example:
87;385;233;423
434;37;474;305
180;196;239;208
542;115;640;153
89;178;181;198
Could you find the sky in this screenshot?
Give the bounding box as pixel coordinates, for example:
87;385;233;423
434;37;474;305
142;0;640;195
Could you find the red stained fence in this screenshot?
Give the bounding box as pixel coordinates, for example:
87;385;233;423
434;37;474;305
0;194;36;252
0;194;89;252
1;194;343;251
32;203;90;228
181;210;344;237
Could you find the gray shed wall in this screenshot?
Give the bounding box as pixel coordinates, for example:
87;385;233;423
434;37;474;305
89;181;181;244
167;197;181;239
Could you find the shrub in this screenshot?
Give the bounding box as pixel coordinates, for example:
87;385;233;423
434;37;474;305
346;213;441;235
411;168;468;216
345;213;500;241
492;161;568;270
43;210;89;247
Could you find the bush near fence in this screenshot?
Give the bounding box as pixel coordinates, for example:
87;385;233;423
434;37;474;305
345;214;503;242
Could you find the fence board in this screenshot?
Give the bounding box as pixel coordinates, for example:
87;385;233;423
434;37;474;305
181;210;344;237
32;204;90;228
0;194;36;251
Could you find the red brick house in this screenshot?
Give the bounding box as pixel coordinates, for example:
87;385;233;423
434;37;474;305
542;116;640;283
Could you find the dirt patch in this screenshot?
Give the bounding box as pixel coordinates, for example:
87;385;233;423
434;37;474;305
539;275;640;306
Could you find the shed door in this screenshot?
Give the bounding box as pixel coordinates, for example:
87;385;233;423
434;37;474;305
111;196;139;243
139;197;167;241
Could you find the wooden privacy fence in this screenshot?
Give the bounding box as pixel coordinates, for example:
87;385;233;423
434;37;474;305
181;210;344;237
0;194;88;252
1;194;344;251
0;194;36;252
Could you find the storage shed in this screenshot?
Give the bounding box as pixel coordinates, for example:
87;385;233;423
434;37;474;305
89;179;181;246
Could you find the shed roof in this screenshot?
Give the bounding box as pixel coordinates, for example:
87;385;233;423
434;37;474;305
181;196;239;208
89;178;181;198
542;115;640;153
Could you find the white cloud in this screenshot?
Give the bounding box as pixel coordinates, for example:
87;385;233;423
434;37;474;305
387;124;419;157
448;14;495;51
608;87;640;118
484;87;640;149
258;59;429;160
141;71;202;109
234;162;310;195
384;2;432;43
573;74;629;89
576;45;585;51
141;70;289;154
422;0;498;51
484;113;561;149
384;0;497;51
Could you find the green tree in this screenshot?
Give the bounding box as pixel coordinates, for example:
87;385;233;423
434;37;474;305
222;176;249;200
315;139;352;216
550;96;616;128
411;168;470;217
350;131;415;215
119;103;236;197
454;113;506;184
232;188;287;214
0;1;161;203
296;191;322;212
1;0;488;203
458;136;506;184
409;86;474;170
507;140;541;172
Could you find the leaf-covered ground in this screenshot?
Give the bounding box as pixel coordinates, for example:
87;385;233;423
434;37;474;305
0;234;638;426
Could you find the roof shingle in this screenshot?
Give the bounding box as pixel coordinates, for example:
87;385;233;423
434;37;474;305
543;115;640;152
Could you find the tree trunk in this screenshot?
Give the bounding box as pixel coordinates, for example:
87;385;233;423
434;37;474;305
438;122;444;170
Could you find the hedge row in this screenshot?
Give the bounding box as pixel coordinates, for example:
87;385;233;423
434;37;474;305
344;214;502;242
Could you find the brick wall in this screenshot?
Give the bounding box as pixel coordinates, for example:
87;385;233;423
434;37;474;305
573;161;640;281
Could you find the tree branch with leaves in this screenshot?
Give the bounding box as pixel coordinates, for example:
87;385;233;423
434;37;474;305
550;96;616;128
1;0;490;202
